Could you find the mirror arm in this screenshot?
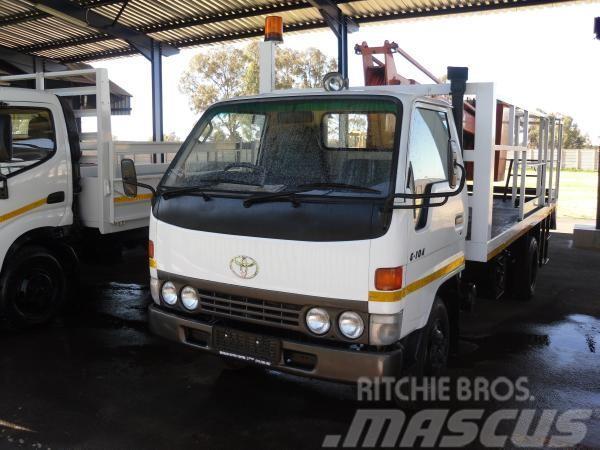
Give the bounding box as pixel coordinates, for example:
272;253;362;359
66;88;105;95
387;162;465;210
124;180;156;196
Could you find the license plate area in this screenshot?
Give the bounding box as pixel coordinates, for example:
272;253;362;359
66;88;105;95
213;327;281;367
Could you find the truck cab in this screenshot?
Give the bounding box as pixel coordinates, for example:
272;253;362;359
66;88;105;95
0;69;176;327
145;88;469;381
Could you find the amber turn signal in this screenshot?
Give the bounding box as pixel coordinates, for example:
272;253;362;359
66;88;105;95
148;240;154;259
375;267;403;291
264;16;283;42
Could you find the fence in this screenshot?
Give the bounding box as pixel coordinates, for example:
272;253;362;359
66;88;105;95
560;148;599;170
520;148;598;171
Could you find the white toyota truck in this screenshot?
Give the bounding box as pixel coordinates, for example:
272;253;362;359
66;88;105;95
0;68;176;327
125;68;561;381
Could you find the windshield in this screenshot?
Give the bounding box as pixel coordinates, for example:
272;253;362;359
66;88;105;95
162;98;400;197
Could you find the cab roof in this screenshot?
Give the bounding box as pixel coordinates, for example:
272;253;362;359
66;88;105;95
222;85;452;110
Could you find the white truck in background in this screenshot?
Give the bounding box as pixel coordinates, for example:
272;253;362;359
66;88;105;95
0;68;177;327
127;68;562;382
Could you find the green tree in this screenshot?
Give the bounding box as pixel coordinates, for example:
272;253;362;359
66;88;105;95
529;115;591;149
179;42;336;114
163;132;180;142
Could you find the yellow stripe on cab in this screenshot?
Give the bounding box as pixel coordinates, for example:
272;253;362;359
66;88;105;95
369;256;465;303
0;198;47;223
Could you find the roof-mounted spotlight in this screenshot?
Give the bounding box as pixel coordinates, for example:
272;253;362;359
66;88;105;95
323;72;349;92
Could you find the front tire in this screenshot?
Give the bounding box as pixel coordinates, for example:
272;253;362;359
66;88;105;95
1;246;66;328
422;296;450;376
393;297;449;408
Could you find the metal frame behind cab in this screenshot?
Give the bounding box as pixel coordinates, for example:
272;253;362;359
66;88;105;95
384;82;561;262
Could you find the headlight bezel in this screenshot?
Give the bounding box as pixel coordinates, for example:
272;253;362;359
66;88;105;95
161;281;178;306
338;311;365;340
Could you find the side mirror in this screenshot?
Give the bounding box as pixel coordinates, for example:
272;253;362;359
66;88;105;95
121;158;138;198
0;113;13;163
120;158;157;198
448;139;460;189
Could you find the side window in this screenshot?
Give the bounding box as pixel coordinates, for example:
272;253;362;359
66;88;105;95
0;108;56;176
408;108;450;186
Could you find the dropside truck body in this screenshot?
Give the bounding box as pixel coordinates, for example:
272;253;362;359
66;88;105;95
0;68;176;326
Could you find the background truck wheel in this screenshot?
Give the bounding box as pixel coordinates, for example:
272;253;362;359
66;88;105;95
1;246;66;328
512;236;539;301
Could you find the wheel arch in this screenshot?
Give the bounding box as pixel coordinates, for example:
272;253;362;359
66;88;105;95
1;227;79;280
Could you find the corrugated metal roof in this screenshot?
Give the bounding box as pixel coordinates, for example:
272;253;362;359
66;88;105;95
0;0;578;63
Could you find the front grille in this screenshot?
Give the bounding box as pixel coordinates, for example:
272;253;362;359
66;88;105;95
195;288;303;329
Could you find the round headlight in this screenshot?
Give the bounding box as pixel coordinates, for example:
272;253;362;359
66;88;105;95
161;281;178;305
306;307;330;335
181;286;199;310
339;311;365;339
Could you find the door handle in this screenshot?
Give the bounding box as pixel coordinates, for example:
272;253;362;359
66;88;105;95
47;191;65;204
455;214;464;232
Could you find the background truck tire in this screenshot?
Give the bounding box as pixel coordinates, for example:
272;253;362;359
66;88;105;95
512;235;539;301
1;245;67;328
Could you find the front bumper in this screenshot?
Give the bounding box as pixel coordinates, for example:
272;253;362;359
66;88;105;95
149;306;403;383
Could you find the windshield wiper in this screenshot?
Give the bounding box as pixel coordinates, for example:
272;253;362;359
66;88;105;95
243;189;305;208
243;182;381;208
296;182;381;194
160;185;211;201
198;176;263;187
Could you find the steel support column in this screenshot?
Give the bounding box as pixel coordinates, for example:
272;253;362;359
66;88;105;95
337;20;348;79
307;0;357;80
595;17;599;229
151;40;164;162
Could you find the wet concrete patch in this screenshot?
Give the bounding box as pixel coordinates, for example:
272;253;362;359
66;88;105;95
0;233;598;449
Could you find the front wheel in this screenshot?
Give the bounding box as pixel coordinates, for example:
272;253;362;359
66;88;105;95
422;296;450;375
393;297;449;408
1;246;66;328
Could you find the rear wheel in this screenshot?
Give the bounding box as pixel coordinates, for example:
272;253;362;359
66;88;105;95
512;235;539;301
1;246;66;327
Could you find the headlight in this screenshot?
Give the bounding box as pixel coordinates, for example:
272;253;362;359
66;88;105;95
181;286;199;310
306;307;330;335
161;281;178;305
339;311;365;339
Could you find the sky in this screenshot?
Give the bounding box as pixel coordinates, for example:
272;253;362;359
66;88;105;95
92;1;600;145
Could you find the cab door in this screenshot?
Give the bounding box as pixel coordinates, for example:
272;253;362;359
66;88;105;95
402;103;466;328
0;103;71;257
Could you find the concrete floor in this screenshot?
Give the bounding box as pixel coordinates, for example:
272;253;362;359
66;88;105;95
0;232;598;449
